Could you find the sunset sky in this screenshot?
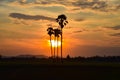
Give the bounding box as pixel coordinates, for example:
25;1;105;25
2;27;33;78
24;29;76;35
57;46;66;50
0;0;120;57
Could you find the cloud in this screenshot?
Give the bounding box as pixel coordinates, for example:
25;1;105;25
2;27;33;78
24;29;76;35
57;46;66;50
106;25;120;30
70;0;120;13
18;0;27;4
111;25;120;30
110;33;120;37
34;0;116;12
9;13;55;21
0;0;16;3
0;0;4;2
7;0;120;13
75;18;85;22
74;30;83;33
72;0;107;9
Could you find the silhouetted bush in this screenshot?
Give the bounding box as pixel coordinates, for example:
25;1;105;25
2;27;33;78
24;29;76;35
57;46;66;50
66;54;70;59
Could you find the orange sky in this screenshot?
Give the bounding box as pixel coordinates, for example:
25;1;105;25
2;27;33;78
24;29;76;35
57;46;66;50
0;0;120;57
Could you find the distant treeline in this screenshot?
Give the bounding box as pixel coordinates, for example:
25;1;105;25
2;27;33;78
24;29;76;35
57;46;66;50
69;56;120;62
0;54;120;62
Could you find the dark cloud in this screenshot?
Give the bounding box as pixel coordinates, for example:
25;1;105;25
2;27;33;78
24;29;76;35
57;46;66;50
71;0;108;11
110;33;120;37
106;25;120;30
116;5;120;9
9;13;55;21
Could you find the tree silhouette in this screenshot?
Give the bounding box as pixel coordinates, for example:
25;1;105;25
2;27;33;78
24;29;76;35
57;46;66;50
47;27;54;58
56;14;68;62
53;28;61;58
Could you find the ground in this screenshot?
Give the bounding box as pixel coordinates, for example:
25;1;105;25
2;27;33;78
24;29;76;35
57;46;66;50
0;59;120;80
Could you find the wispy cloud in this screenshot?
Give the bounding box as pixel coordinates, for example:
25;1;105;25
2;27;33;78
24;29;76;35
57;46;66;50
110;33;120;37
0;28;41;39
74;18;85;22
74;30;83;33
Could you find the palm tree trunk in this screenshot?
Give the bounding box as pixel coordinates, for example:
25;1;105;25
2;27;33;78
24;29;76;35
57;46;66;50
61;29;63;63
54;36;56;59
50;36;53;58
57;36;59;59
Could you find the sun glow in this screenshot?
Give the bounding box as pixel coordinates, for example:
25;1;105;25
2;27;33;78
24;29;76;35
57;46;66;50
48;40;61;47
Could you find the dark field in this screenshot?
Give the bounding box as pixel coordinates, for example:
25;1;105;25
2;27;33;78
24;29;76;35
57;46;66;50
0;59;120;80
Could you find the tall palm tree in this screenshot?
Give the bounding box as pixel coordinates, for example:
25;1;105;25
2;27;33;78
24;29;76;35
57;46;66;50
47;27;54;58
53;28;61;58
56;14;68;62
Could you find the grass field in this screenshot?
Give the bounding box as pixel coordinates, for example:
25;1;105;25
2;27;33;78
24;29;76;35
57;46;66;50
0;59;120;80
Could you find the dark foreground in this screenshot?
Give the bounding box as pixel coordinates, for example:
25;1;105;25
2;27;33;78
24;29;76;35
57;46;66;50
0;60;120;80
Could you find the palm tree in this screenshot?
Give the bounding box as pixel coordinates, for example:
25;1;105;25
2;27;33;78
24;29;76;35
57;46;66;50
56;14;68;62
47;27;54;58
53;28;61;58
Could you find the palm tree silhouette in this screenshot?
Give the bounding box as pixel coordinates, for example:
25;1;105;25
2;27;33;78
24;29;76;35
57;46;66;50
53;28;61;58
56;14;68;62
47;27;54;58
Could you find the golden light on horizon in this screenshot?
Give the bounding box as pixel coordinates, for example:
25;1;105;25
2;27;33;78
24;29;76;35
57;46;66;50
48;40;61;47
